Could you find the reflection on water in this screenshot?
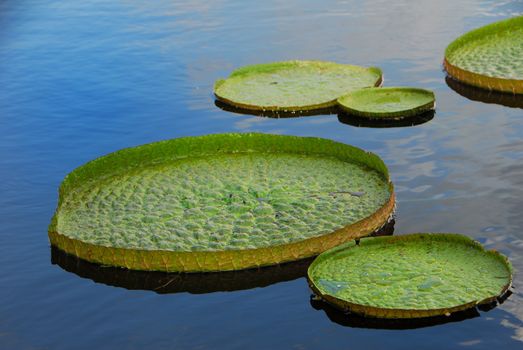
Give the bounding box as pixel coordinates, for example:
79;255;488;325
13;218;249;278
310;288;513;330
310;298;480;330
217;97;435;128
446;77;523;109
50;220;395;294
3;0;523;348
51;247;313;294
338;110;435;128
214;99;337;118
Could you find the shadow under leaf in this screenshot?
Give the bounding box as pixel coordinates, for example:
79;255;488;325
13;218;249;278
338;110;435;128
310;297;482;329
446;76;523;109
51;247;313;294
214;99;337;118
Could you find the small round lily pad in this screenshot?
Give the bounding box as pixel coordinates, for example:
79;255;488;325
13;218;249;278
337;87;435;119
308;234;512;319
214;60;383;112
444;16;523;94
49;133;395;272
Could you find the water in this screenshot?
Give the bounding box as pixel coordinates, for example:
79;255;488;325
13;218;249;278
1;0;523;348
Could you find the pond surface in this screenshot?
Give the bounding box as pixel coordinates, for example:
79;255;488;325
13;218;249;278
1;0;523;349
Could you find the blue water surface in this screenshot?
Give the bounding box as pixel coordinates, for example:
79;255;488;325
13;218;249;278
2;0;523;349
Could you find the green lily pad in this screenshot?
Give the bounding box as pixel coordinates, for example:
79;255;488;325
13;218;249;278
49;133;394;272
337;87;435;119
214;60;383;112
444;16;523;94
308;233;512;318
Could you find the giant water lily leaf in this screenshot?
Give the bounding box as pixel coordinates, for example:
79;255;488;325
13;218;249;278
214;60;383;112
445;16;523;94
49;133;394;272
308;233;512;318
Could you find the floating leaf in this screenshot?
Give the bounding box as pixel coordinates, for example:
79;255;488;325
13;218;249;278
214;60;383;112
49;133;394;272
444;16;523;94
308;233;512;318
337;87;435;119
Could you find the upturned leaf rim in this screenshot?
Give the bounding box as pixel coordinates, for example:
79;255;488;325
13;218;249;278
444;16;523;94
214;60;383;112
308;233;513;319
49;133;395;273
337;87;435;119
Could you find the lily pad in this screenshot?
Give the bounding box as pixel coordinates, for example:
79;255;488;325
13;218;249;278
214;60;383;112
308;233;512;318
444;16;523;94
49;133;395;272
337;87;435;119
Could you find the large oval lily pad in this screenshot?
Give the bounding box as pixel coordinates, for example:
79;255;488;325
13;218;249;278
49;133;395;272
214;60;383;112
308;233;512;318
337;87;435;119
444;16;523;94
